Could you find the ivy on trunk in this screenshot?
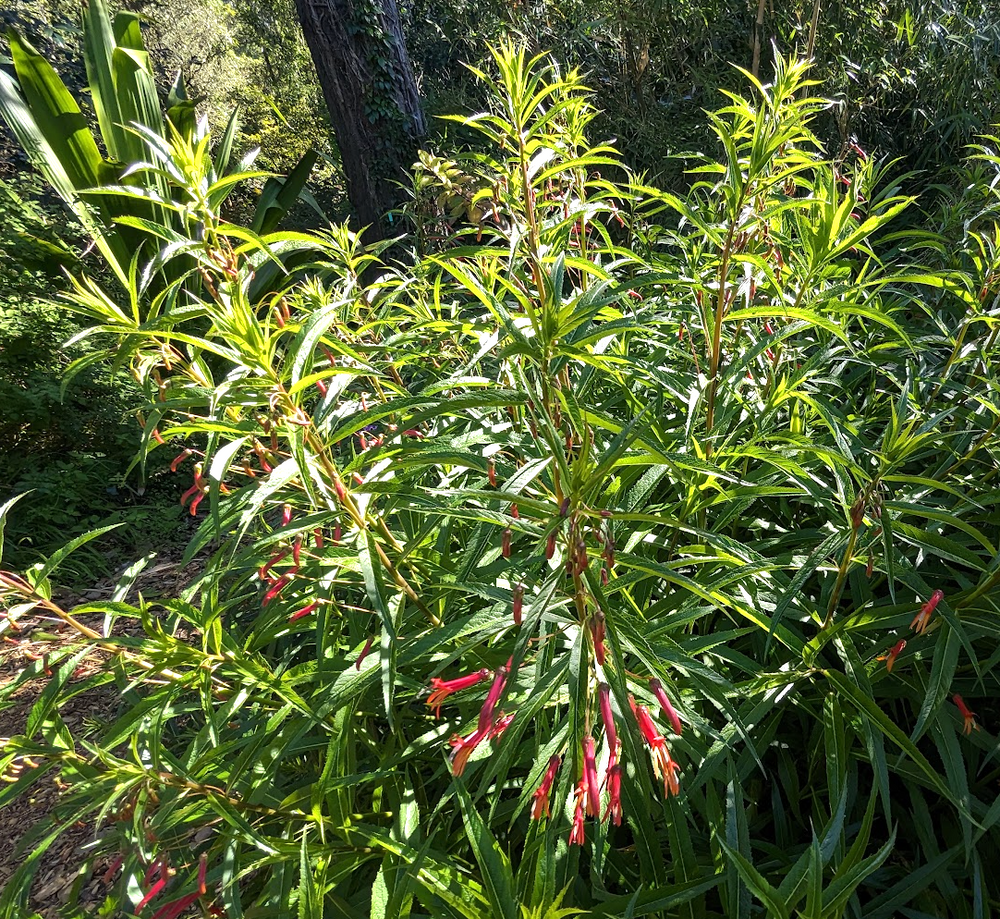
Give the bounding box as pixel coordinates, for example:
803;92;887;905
293;0;425;236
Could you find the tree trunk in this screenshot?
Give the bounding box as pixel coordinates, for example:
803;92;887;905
293;0;425;237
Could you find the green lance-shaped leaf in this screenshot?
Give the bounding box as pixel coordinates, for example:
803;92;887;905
455;781;518;919
820;827;896;917
824;669;973;820
7;30;104;192
112;46;167;159
252;149;319;234
0;32;128;282
360;532;398;731
213;106;241;176
81;0;127;162
165;70;198;143
717;837;790;919
0;492;27;563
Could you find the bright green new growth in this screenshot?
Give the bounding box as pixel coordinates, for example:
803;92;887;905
0;0;314;290
1;38;1000;919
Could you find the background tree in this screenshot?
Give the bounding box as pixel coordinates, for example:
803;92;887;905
292;0;425;235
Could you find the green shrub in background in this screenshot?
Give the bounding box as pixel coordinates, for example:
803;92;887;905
0;176;152;579
0;0;323;577
405;0;1000;185
1;42;1000;918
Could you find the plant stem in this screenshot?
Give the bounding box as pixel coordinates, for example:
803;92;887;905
824;525;858;627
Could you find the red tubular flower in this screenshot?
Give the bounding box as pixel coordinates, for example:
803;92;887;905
151;893;199;919
510;503;520;519
151;859;207;919
598;683;618;756
502;528;512;558
450;726;488;776
136;876;167;913
259;547;290;582
630;695;658;745
170;449;192;472
101;854;124;884
659;747;681;797
531;755;561;820
333;524;342;545
604;763;622;826
603;535;615;570
582;735;600;817
179;464;207;513
488;711;515;740
262;574;291;606
954;694;979;735
477;666;508;735
630;695;681;797
425;669;490;719
136;858;169;912
289;602;318;622
513;582;524;626
649;679;683;736
911;589;944;634
546;532;557;559
180;482;200;508
591;613;606;666
355;635;374;670
569;778;587;845
253;443;273;473
882;638;906;673
143;857;165;887
488;461;497;487
316;379;328;397
314;528;324;549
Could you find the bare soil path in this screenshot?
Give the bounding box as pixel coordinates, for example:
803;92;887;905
0;550;203;916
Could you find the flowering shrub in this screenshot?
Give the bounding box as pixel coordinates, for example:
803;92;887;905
2;42;1000;918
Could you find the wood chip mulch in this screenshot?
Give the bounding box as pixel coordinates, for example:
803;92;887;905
0;549;204;916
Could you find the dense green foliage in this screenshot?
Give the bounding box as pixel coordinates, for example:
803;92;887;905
0;0;319;577
0;174;154;577
3;0;999;567
3;31;1000;918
